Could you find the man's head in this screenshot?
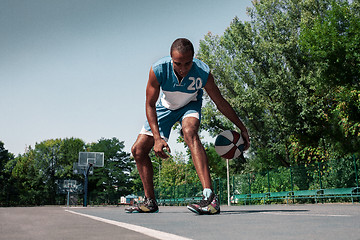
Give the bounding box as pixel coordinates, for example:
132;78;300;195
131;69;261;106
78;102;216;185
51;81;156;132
170;38;194;57
170;38;194;78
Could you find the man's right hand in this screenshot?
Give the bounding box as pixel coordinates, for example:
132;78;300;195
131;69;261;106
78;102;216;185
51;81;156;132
153;138;171;159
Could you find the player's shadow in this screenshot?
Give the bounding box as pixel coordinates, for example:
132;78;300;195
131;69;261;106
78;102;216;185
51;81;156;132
221;209;309;215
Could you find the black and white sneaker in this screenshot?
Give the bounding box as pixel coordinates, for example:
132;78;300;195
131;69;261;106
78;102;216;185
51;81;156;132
125;197;159;213
187;193;220;215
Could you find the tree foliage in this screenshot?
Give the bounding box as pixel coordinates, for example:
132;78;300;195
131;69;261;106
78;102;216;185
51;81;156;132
87;137;133;204
298;0;360;157
0;141;14;206
197;0;360;170
0;137;134;206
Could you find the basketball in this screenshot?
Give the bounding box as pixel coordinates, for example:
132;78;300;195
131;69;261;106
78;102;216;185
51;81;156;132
214;130;245;159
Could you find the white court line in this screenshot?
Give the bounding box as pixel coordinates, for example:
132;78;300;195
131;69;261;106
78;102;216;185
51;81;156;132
260;212;351;217
65;209;192;240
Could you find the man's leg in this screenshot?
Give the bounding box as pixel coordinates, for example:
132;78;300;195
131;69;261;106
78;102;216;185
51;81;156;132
181;117;212;190
182;116;220;215
131;134;156;199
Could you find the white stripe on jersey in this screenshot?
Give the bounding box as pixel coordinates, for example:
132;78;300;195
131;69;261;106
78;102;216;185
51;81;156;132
161;90;198;110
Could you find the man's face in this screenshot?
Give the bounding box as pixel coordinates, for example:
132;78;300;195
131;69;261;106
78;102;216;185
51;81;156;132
171;50;193;78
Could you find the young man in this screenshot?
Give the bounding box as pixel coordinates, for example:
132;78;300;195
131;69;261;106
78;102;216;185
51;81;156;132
126;38;250;215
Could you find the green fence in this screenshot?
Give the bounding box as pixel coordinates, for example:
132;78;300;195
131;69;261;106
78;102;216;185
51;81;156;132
154;155;359;205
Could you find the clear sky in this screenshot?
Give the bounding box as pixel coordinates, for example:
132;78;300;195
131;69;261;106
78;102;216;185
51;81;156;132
1;0;252;156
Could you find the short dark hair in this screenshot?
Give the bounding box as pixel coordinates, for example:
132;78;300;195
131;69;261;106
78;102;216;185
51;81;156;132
170;38;194;57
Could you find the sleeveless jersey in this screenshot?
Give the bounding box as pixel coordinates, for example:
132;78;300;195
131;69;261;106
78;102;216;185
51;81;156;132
152;56;210;110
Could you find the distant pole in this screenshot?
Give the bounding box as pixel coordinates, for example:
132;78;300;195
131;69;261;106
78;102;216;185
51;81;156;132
67;191;70;207
227;159;230;206
84;171;88;207
83;163;92;207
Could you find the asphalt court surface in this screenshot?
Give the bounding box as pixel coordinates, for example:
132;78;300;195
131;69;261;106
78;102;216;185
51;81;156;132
1;204;360;240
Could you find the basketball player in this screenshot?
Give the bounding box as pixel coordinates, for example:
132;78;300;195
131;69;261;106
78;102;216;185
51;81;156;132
126;38;250;215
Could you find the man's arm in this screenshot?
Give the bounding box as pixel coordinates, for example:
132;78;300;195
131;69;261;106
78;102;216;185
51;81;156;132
204;73;250;150
146;67;171;158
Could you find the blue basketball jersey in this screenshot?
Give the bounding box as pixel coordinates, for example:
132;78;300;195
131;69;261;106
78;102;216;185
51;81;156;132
152;56;210;110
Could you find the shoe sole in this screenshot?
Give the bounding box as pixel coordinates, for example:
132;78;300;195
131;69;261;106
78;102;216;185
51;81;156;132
187;206;220;215
187;205;200;214
125;209;159;213
125;209;139;213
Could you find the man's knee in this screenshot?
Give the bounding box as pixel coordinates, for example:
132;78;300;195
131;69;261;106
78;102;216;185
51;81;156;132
131;135;153;160
181;118;200;143
182;126;200;145
131;144;139;159
132;143;145;160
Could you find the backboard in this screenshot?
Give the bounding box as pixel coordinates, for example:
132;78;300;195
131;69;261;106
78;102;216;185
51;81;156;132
73;162;94;175
56;179;84;194
78;152;104;167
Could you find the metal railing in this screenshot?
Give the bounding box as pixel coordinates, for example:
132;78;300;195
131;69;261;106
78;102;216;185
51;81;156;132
153;155;359;205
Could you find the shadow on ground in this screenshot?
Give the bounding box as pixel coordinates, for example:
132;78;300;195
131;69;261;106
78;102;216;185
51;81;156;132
220;209;309;215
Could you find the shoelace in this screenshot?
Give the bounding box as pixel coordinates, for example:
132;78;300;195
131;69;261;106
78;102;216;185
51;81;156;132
142;197;156;207
199;195;213;207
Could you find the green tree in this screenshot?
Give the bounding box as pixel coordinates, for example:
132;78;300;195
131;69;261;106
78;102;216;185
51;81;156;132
33;139;63;204
58;137;86;179
0;141;15;206
87;137;134;204
8;138;85;205
10;148;47;205
198;0;359;170
299;0;360;157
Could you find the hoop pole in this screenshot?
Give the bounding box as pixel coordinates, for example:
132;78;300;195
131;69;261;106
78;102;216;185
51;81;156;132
227;159;230;206
67;191;70;207
83;164;92;207
84;172;88;207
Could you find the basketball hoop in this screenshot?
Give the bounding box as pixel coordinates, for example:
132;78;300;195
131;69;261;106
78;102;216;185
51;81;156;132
74;152;104;207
